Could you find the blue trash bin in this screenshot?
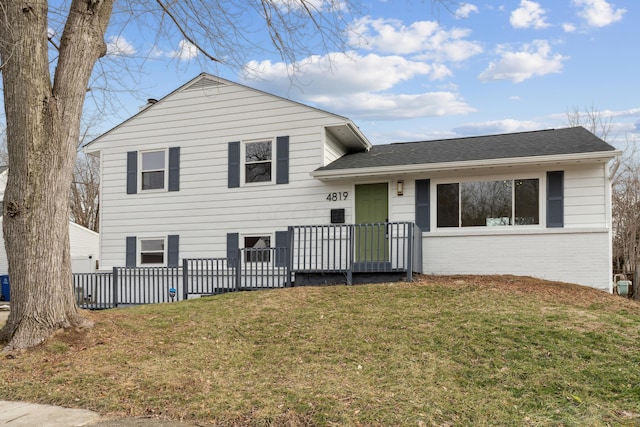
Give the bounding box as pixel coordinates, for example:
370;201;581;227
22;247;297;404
1;275;9;302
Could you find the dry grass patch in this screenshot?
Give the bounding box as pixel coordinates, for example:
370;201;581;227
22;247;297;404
1;275;639;426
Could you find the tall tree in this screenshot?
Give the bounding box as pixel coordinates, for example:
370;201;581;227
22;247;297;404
0;0;114;350
0;1;450;351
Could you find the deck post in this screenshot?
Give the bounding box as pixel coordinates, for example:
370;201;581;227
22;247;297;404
287;226;294;287
347;224;354;285
112;266;118;308
182;258;189;300
235;250;242;291
406;223;413;282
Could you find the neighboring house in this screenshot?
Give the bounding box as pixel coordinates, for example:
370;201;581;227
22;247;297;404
0;168;99;275
84;73;620;292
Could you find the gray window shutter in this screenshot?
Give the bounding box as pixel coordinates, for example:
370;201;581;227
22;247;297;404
126;151;137;194
276;136;289;185
547;171;564;228
274;230;289;267
228;141;240;188
227;233;239;261
168;147;180;192
167;235;179;267
415;179;430;231
126;236;136;267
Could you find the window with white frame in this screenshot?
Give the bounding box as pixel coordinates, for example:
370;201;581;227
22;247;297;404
244;140;272;183
244;236;271;262
141;150;166;190
437;178;539;228
139;238;165;265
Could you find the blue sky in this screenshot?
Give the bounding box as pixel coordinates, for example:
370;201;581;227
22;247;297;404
94;0;637;148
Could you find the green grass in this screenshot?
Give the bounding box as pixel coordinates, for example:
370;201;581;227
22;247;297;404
1;275;639;426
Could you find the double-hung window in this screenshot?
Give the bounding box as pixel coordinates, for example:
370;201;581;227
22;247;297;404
139;238;165;265
244;140;272;184
437;178;539;228
141;150;166;190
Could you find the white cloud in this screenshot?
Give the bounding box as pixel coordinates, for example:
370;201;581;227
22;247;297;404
309;92;475;120
455;3;479;19
242;52;474;120
245;51;447;96
106;35;136;56
573;0;625;27
510;0;550;29
478;40;567;83
170;40;198;61
562;23;577;32
349;17;483;62
452;119;542;136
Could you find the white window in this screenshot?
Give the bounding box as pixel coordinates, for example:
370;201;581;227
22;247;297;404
139;238;165;265
141;150;166;191
244;236;271;263
243;140;273;184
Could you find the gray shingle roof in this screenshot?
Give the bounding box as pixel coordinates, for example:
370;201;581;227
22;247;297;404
316;127;616;172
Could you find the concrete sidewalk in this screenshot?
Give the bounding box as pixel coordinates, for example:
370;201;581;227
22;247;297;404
0;401;101;426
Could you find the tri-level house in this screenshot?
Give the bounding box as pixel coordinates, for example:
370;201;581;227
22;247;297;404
85;73;619;292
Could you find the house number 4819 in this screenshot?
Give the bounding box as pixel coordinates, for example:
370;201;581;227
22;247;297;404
326;192;348;201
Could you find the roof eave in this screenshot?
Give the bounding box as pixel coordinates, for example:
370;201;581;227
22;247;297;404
325;122;372;152
311;150;622;181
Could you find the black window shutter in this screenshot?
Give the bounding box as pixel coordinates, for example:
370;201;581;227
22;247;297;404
415;179;430;231
168;147;180;192
227;233;239;261
167;235;179;267
547;171;564;228
228;141;240;188
126;236;136;267
274;230;289;267
126;151;137;194
276;136;289;185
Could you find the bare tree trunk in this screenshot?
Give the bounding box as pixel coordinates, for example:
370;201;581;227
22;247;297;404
0;0;114;351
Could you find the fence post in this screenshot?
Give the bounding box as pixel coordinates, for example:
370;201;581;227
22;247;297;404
235;250;242;291
182;258;189;301
287;226;294;287
347;224;354;285
406;223;413;282
112;266;119;308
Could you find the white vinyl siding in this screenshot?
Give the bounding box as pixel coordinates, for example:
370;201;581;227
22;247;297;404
324;130;347;165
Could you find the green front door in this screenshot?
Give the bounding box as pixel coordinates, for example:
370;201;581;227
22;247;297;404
355;183;389;264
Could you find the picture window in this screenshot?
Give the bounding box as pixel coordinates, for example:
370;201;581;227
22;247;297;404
436;178;539;228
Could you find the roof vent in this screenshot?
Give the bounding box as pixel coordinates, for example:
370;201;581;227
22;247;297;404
185;78;224;91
